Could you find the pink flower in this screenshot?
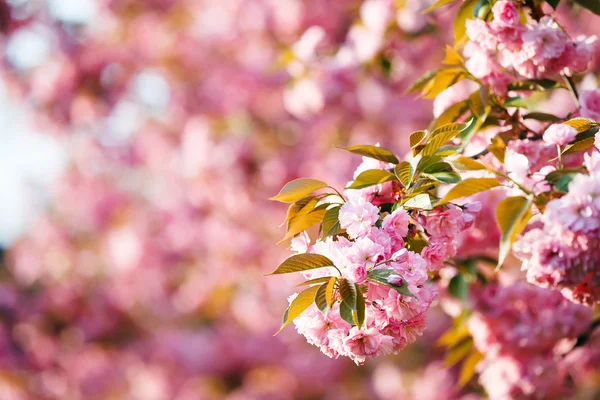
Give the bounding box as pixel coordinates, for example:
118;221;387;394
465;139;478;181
580;89;600;121
343;327;382;365
424;205;463;238
543;124;578;146
492;1;520;27
522;18;567;66
339;195;380;239
381;208;410;240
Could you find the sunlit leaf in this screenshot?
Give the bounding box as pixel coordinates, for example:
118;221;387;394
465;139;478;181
454;0;478;43
487;136;506;163
421;129;462;156
496;196;533;269
295;276;335;287
459;350;484;387
443;338;474;367
277;285;320;333
430;98;470;130
315;280;335;313
403;193;433;210
325;277;337;308
407;69;442;94
282;196;318;226
451;156;487;171
271;178;328;203
423;68;467;99
563;117;598;133
343;144;399;164
431;122;467;137
281;209;327;242
423;0;459;13
442;44;464;65
562;128;598;155
394;161;414;187
410;130;428;148
270;253;334;275
347;169;397;190
438;177;501;205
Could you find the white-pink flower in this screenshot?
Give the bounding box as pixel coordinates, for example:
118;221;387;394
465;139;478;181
339;195;380;239
543;124;578;146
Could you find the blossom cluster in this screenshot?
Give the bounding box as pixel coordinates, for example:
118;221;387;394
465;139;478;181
514;152;600;305
281;156;481;365
468;282;592;399
464;0;597;92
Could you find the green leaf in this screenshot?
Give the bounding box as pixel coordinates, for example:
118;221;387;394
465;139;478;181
450;156;487;171
394;161;414;187
522;112;560;122
322;206;342;239
423;161;453;173
454;0;478;43
277;285;320;333
459;350;484;387
339;301;355;325
403;193;433;210
449;274;468;300
438;177;501;205
295;276;335;287
338;278;357;311
563;118;599;133
546;0;560;10
496;196;533;269
315;279;336;314
507;79;561;91
367;269;415;297
343;144;399;164
423;0;459;13
282;196;318;226
545;169;580;193
281;209;327;242
575;0;600;15
354;284;366;328
270;253;334;275
271;178;328;203
426;171;462;184
503;96;529;108
347;169;397;190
